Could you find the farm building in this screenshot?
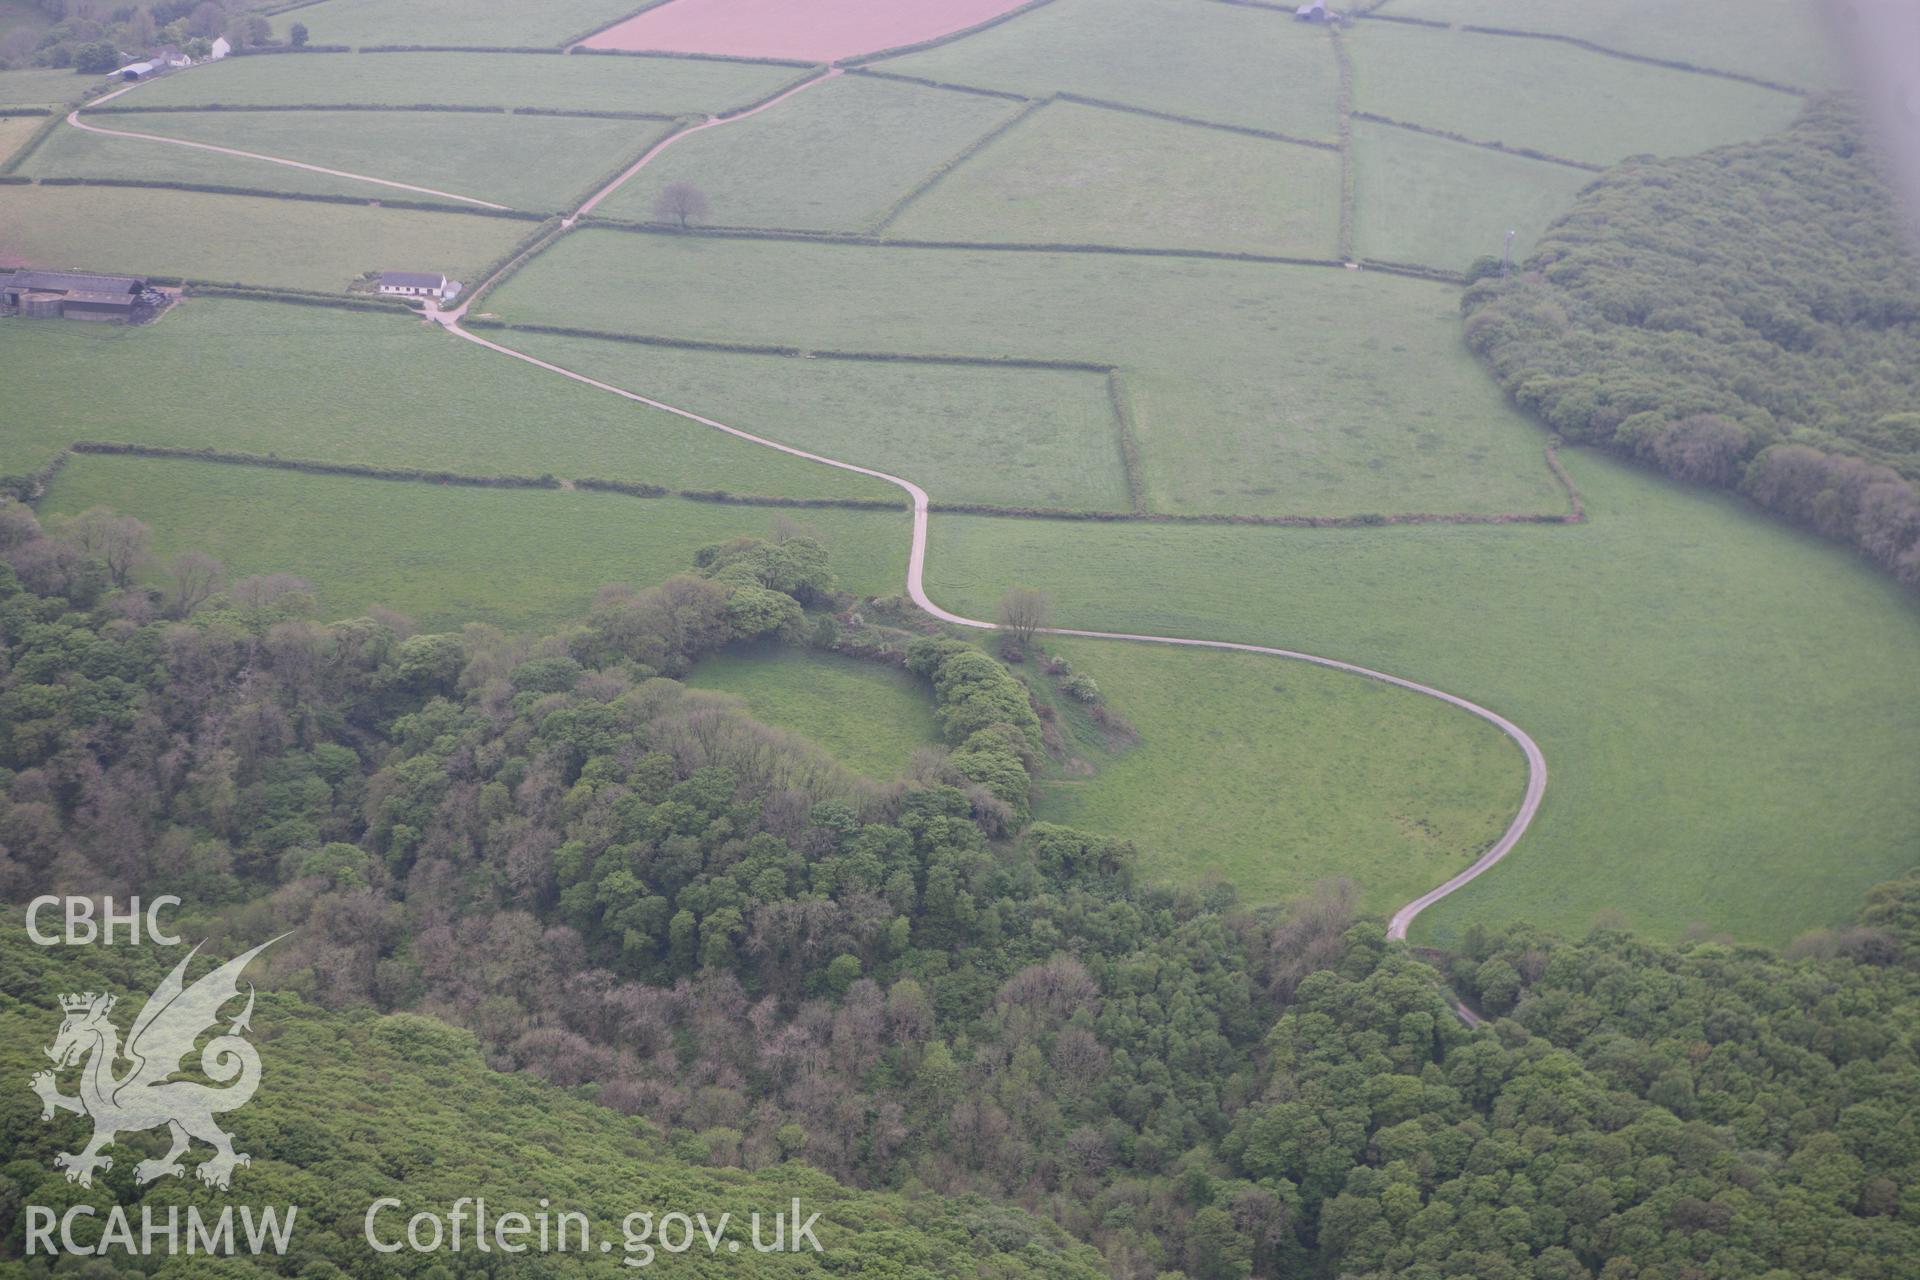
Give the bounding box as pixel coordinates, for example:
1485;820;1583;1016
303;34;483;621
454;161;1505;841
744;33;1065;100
0;270;158;322
1295;1;1330;19
378;271;458;300
111;60;158;80
208;36;231;59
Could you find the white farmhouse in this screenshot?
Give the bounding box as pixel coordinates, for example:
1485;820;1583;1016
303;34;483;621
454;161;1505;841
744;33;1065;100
208;36;231;59
378;271;457;300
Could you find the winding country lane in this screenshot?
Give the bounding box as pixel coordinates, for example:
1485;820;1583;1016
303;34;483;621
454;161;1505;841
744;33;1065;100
69;80;511;209
64;56;1547;944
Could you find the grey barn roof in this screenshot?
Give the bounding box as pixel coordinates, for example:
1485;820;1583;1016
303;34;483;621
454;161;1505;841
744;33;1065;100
381;271;445;288
2;270;146;294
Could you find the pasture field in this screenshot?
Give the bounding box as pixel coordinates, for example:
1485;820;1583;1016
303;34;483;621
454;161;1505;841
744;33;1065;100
596;73;1022;232
684;643;943;779
0;297;897;503
583;0;1030;62
1032;637;1520;913
40;454;910;631
114;50;797;116
886;100;1344;257
1377;0;1843;90
35;109;668;211
0;183;526;291
492;233;1567;517
881;0;1340;141
506;329;1133;510
919;450;1920;946
1348;23;1806;166
269;0;652;48
1350;121;1595;271
0;111;39;165
0;65;98;109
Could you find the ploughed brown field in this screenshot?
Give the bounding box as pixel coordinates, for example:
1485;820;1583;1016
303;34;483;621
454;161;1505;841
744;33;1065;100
579;0;1030;61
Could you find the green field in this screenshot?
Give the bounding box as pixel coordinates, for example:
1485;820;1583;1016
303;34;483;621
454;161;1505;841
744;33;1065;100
0;64;99;108
685;643;942;778
1351;120;1595;270
881;0;1340;140
0;183;527;290
506;328;1133;510
888;100;1344;257
492;232;1567;517
1379;0;1844;89
41;454;910;630
918;450;1920;946
1033;636;1520;912
28;109;667;211
114;50;797;115
0;110;39;164
597;72;1022;232
1348;23;1806;165
269;0;655;47
0;297;896;503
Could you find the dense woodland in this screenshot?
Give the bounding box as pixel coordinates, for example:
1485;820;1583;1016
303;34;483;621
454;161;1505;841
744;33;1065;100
2;499;1919;1277
1462;99;1920;587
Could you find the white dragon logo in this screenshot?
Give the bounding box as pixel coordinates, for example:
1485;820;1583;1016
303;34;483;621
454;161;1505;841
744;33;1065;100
29;938;281;1191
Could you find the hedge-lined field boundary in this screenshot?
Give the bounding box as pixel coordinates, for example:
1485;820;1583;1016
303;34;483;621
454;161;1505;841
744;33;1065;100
3;449;71;503
27;175;545;219
0;173;30;184
179;284;420;313
463;318;1117;374
459;216;572;310
844;0;1062;68
1456;24;1810;95
584;218;1355;270
92;102;508;114
566;45;819;69
847;68;1032;103
866;95;1048;235
556;118;681;216
0;106;53;117
67;441;561;489
1329;24;1357;261
358;44;558;55
1358;258;1468;284
1056;92;1340;152
1352;112;1605;171
1106;371;1149;515
1355;12;1449;29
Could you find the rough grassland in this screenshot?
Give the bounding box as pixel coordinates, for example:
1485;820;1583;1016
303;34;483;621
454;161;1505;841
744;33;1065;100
116;50;797;115
0;183;526;290
41;455;910;631
1350;121;1595;271
596;73;1022;232
918;451;1920;947
1034;637;1519;913
1381;0;1843;90
888;100;1343;258
508;329;1131;510
27;110;668;211
269;0;651;47
685;643;942;779
1348;23;1805;166
492;233;1565;517
881;0;1339;141
0;65;99;108
0;298;895;504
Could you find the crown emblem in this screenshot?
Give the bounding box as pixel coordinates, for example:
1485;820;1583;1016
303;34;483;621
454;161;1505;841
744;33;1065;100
59;992;103;1013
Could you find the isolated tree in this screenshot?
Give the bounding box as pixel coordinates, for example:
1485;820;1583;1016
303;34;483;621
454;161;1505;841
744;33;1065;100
165;550;222;618
996;586;1051;646
654;182;710;230
289;21;308;46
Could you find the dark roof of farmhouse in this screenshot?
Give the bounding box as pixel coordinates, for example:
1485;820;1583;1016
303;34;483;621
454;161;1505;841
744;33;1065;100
381;271;445;287
1;270;146;294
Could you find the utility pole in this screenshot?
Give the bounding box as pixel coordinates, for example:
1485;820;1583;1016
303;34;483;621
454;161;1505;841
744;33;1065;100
1501;228;1516;277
